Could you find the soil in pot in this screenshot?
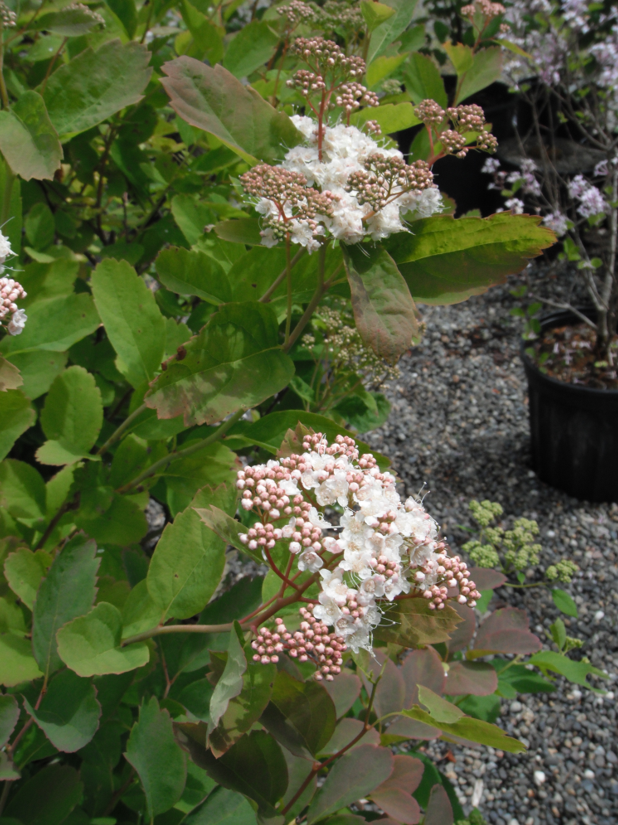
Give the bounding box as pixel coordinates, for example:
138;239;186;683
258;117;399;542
521;310;618;503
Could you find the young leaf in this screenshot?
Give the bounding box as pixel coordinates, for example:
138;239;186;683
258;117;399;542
24;669;101;753
0;390;35;461
417;686;464;724
551;588;578;618
32;535;99;680
471;607;542;658
185;786;257;825
0;357;23;392
0;633;43;686
125;696;187;820
36;6;105;36
4;547;51;610
56;601;150;677
42;39;152;139
106;0;138;37
91;259;166;389
161;58;302;163
385;214;556;305
351;102;420;134
400;707;525;753
260;670;337;758
222;20;279;78
0;694;20;748
359;651;405;717
343;245;418;363
361;0;396;33
456;47;503;103
156;246;232;305
444;661;498;697
36;366;103;465
145;302;295;426
147;487;228;620
0;294;99;355
367;0;420;64
208;626;247;733
402;52;448;107
4;764;83;825
528;651;608;692
374;598;461;647
306;745;394;823
0;91;62;181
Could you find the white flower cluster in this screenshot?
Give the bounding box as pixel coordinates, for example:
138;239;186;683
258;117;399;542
568;175;608;219
237;433;478;653
256;116;442;249
0;232;27;336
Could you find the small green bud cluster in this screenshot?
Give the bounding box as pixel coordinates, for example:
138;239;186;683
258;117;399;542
456;809;488;825
546;559;579;583
462;540;500;568
503;518;541;571
310;0;364;36
469;498;503;528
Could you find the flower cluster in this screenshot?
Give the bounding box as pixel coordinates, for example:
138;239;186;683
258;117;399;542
568;175;608;219
414;100;498;160
240;164;339;251
546;560;579;583
345;155;434;212
0;2;16;27
0;234;27;337
461;0;505;20
238;433;479;653
311;0;364;37
335;82;379;117
251;611;346;680
65;2;106;26
277;0;314;26
242;117;443;247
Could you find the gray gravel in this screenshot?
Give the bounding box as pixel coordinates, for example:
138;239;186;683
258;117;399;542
364;266;618;825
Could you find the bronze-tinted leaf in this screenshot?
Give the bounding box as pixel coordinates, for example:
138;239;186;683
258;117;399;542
471;607;542;658
444;661;498;696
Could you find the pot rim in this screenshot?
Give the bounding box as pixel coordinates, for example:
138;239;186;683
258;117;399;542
519;307;618;398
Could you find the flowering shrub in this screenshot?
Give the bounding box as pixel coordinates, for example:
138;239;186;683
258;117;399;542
0;2;590;824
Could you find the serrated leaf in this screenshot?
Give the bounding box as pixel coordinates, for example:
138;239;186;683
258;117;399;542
4;547;51;610
456;46;502;103
0;91;62;181
125;696;187;819
32;535;99;680
374;598;461;647
91;259;166;389
307;745;393;823
361;0;396;32
145;302;294;426
156;246;232;304
344;244;418;363
121;579;164;640
0;694;20;748
161;57;302;163
351;101;420;133
0;389;35;462
0;357;23;392
0;294;99;355
147;487;228;619
222;20;279;78
385;214;556;305
208;627;246;732
36;6;104;36
0;633;43;686
43;39;152;139
36;366;103;465
402;51;447;107
24;668;101;753
214;218;262;246
368;0;420;64
56;601;150;677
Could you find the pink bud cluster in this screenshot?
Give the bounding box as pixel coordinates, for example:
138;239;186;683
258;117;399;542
461;0;505;20
252;610;346;680
414;99;447;126
417;554;481;610
414;99;498;159
0;3;16;27
448;104;486;131
364;120;382;137
335;82;379;116
277;0;315;26
346;154;434;211
0;277;27;336
291;37;365;79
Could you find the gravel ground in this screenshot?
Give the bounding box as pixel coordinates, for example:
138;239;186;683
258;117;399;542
364;266;618;825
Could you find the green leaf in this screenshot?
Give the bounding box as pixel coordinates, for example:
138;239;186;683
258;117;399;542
374;598;461;647
185;729;288;815
0;357;23;392
260;670;337;758
161;57;302;164
105;0;137;37
0;294;99;355
121;579;164;640
185;786;257;825
32;535;99;679
4;547;51;610
37;6;105;36
551;588;578;618
36;366;103;465
351;101;420;133
209;657;277;756
163;442;238;517
361;0;396;33
223;20;279;78
367;0;420;64
385;214;556;305
125;696;187;819
91;258;166;388
0;91;62;181
0;633;43;686
528;651;608;693
156;246;232;305
493;660;555;697
56;601;150;677
25;201;55;249
444;41;474;76
147;487;228;619
43;39;152;139
4;764;83;825
0;694;20;748
209;626;247;731
0;459;46;521
145;302;294;426
402;52;447;107
456;47;502;103
306;745;394;824
24;668;101;753
344;245;418;363
417;686;463;723
214;218;262;246
0;390;35;462
335;391;390;433
458;693;501;723
74;491;148;545
424;784;453;825
194;504;256;559
400;706;525;753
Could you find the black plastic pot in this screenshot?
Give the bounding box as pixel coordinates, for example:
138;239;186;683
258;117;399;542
520;309;618;503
